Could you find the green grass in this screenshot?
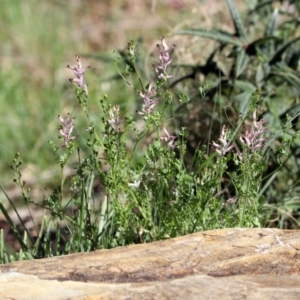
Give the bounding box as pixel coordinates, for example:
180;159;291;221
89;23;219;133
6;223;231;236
0;1;74;175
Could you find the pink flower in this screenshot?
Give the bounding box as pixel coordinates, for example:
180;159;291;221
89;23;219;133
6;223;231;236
67;55;91;97
160;127;177;148
137;83;160;116
211;125;234;156
152;37;176;80
239;110;267;152
108;105;123;133
57;113;78;148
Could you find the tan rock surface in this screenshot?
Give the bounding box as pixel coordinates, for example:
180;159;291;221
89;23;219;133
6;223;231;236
0;228;300;300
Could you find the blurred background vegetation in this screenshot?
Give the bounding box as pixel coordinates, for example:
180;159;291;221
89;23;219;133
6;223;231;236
0;0;231;249
0;0;238;207
0;0;249;196
0;0;218;188
1;0;300;251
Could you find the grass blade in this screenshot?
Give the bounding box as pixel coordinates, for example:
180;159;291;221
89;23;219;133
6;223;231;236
235;49;250;78
175;28;242;46
226;0;246;40
264;8;278;37
269;36;300;65
271;63;300;90
245;36;279;57
0;183;32;259
250;0;277;14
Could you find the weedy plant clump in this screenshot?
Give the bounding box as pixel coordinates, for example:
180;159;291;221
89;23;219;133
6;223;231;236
174;0;300;229
0;30;299;263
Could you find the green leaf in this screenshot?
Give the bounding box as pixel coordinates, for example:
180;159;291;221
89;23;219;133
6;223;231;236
235;49;250;78
285;43;300;70
262;8;279;56
245;36;279;56
226;0;246;40
228;80;257;114
271;63;300;90
230;80;256;92
233;91;254;115
250;0;277;14
264;8;278;37
255;63;270;86
0;183;33;259
175;28;243;46
269;36;300;65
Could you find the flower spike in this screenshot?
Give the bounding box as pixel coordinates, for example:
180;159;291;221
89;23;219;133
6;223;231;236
67;55;91;97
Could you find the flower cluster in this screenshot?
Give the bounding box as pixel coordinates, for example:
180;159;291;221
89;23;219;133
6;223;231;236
152;37;176;80
57;113;78;148
212;110;267;157
137;38;175;117
136;83;160;116
160;127;177;149
136;38;177;148
239;110;267;152
108;104;123;133
211;125;234;156
67;55;91;97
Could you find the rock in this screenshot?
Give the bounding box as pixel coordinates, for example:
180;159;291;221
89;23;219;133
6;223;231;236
0;228;300;300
